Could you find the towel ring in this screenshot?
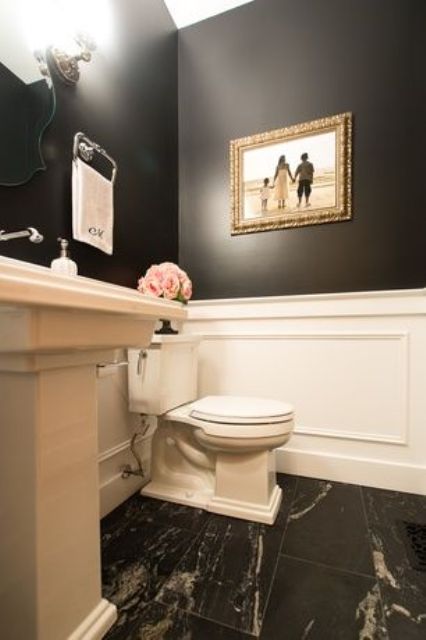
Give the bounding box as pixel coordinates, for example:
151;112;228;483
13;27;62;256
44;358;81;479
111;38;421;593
73;132;117;184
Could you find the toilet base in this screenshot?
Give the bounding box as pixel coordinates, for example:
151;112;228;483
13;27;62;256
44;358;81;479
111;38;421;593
141;482;282;525
142;418;286;525
141;481;213;510
208;484;282;524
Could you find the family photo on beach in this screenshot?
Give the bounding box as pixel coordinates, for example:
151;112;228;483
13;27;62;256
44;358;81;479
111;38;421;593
243;130;336;219
230;113;352;234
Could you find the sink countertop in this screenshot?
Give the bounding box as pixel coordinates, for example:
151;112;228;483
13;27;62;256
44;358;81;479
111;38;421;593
0;256;186;320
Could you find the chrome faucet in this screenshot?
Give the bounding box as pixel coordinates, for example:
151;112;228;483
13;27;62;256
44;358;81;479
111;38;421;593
0;227;44;243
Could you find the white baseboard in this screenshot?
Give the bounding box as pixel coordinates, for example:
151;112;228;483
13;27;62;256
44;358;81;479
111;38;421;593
67;599;117;640
98;426;155;518
100;472;147;519
277;447;426;495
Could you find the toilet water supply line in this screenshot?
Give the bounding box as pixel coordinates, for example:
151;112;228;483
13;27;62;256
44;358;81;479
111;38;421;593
121;418;150;479
121;350;149;478
121;347;214;478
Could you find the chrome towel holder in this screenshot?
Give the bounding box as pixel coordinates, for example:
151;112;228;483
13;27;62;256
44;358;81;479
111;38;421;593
73;131;117;184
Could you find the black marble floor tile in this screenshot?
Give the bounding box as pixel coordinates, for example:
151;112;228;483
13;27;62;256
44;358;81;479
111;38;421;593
102;521;197;638
101;474;426;639
281;477;375;577
108;601;254;640
275;473;299;530
152;475;297;636
101;491;210;546
133;496;210;532
260;555;388;640
101;474;296;547
362;486;426;639
101;494;139;549
155;515;283;636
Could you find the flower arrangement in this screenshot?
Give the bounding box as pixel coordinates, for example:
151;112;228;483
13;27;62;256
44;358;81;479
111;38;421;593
137;262;192;303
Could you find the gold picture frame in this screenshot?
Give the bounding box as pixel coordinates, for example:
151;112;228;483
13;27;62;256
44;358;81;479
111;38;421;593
230;112;353;235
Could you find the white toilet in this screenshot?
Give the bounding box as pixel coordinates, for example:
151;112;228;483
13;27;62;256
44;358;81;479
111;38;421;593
128;335;294;524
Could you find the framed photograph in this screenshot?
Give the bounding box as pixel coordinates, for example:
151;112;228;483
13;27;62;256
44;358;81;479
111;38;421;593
230;113;352;235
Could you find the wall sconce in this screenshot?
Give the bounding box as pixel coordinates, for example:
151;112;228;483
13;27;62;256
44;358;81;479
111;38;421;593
22;0;113;86
50;32;96;85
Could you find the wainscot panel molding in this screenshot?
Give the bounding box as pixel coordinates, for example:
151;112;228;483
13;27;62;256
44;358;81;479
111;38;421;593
183;289;426;495
98;432;154;518
97;361;155;517
194;331;409;446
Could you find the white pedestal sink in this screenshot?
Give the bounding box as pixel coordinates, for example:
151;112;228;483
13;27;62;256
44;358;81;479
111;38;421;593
0;257;186;640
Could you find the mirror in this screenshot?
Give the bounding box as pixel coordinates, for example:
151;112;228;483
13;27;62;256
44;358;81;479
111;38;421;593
0;1;55;186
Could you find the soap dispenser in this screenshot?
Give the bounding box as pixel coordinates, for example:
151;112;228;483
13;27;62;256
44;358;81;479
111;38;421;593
50;238;78;276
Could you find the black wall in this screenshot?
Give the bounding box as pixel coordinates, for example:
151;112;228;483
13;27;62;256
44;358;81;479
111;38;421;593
0;0;178;288
178;0;426;299
2;0;425;298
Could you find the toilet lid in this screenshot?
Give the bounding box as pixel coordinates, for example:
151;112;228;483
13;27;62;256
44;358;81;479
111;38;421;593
190;395;293;425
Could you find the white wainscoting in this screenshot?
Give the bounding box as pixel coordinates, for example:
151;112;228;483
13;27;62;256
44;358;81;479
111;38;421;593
98;432;154;518
96;360;154;517
183;289;426;495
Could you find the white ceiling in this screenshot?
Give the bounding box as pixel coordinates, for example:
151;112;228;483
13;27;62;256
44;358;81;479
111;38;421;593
0;1;42;83
0;0;255;84
163;0;254;29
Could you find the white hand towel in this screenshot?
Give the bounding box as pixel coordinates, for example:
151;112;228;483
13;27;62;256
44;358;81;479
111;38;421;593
72;157;114;255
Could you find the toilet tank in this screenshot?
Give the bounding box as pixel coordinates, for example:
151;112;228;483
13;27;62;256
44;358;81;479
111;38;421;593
128;334;201;415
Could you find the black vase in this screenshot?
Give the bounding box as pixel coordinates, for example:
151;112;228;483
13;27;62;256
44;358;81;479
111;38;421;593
155;318;178;335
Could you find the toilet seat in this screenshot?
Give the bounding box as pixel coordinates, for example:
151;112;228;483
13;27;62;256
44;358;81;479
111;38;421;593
190;395;293;424
166;395;294;439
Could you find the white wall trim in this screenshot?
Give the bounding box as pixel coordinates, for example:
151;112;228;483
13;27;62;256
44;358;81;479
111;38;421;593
277;447;426;496
98;438;133;464
187;288;426;320
196;331;408;341
189;288;426;306
67;598;117;640
294;425;407;446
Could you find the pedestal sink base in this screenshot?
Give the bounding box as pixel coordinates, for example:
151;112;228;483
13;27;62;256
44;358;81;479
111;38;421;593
0;351;118;640
0;256;186;639
68;600;117;640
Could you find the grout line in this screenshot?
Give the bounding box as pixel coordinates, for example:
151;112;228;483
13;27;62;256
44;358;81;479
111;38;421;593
358;484;377;564
279;552;378;581
359;485;391;638
181;608;258;638
167;513;210;563
257;475;300;638
153;476;302;639
279;475;300;553
117;597;258;640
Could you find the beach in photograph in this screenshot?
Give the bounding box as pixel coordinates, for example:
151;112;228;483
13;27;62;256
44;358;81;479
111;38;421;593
243;169;336;219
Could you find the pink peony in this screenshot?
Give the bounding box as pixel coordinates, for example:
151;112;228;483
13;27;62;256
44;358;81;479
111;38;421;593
177;269;188;283
145;264;163;281
138;275;163;297
137;261;192;303
180;278;192;301
162;272;180;299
